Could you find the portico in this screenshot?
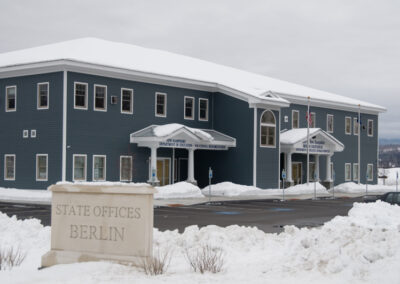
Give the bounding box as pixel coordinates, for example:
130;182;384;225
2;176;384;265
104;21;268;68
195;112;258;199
280;128;344;188
130;124;236;186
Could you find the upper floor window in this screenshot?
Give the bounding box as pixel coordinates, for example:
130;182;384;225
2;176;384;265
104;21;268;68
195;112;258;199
94;85;107;111
36;154;48;181
121;88;133;114
93;155;106;181
292;110;299;129
155;92;167;117
327;114;334;133
184;96;194;120
74;82;88;110
199;98;209;121
353;117;359;135
310;112;316;128
368;119;373;137
73;154;87;181
4;154;15;180
37;83;49;109
6;86;16;112
345;117;351;135
120;156;132;181
260;110;276;147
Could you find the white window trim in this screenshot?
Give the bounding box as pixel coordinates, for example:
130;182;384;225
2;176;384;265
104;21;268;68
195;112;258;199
92;155;106;181
23;130;28;138
184;96;195;120
353;163;359;181
292;110;299;129
310;112;316;128
72;154;87;181
93;84;107;112
37;82;49;110
120;156;133;181
4;154;16;181
155;92;167;118
198;98;209;121
36;154;48;181
5;85;17;112
367;163;374;181
353;117;359;136
345;163;351;181
345;116;352;135
31;129;36;138
260;110;276;148
327;114;334;133
120;88;134;114
73;82;88;110
367;119;374;137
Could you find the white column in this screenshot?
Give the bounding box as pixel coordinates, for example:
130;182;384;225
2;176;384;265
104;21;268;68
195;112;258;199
187;148;196;183
172;148;175;184
286;152;293;183
326;154;332;181
315;154;320;181
149;146;159;183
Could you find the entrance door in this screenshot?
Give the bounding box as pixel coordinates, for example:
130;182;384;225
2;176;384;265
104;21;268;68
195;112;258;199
178;158;188;182
156;158;170;186
292;162;302;185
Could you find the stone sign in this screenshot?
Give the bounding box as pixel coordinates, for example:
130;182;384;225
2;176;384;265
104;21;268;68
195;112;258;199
41;183;156;267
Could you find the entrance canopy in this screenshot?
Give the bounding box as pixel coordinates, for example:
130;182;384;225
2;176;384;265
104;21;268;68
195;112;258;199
280;128;344;155
130;123;236;150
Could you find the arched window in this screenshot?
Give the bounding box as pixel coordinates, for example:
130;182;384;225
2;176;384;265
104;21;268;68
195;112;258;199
260;110;276;147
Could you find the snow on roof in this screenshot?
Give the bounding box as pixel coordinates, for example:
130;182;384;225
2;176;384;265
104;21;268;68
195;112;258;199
280;128;344;151
0;38;386;112
153;123;213;141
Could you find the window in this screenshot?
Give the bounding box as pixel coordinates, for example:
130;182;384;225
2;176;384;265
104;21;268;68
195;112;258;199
36;154;48;181
37;83;49;109
73;154;87;181
310;112;316;128
31;129;36;138
74;82;88;109
23;130;28;138
94;85;107;111
121;88;133;114
284;115;288;123
353;163;359;181
4;155;15;180
367;164;373;181
199;98;209;121
345;117;351;135
327;114;334;133
184;96;194;120
260;110;276;147
345;163;351;181
292;110;299;129
93;155;106;181
155;92;166;117
368;119;373;137
6;86;16;112
353;117;359;135
120;156;132;181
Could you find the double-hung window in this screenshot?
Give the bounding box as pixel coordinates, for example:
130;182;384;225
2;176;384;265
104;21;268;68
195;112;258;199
120;156;132;181
199;98;209;121
292;110;299;129
184;96;194;120
368;119;373;137
155;92;167;117
36;154;48;181
310;112;316;128
6;86;16;112
74;82;88;109
367;164;373;181
345;163;351;181
94;85;107;111
327;114;334;133
37;83;49;109
4;154;15;180
93;155;106;181
73;154;87;181
353;163;359;182
345;117;351;135
121;88;133;114
353;117;359;135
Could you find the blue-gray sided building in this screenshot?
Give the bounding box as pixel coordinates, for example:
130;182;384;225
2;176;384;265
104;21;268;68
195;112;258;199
0;38;386;190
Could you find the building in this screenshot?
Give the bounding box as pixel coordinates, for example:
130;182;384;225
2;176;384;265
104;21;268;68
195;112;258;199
0;38;386;190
